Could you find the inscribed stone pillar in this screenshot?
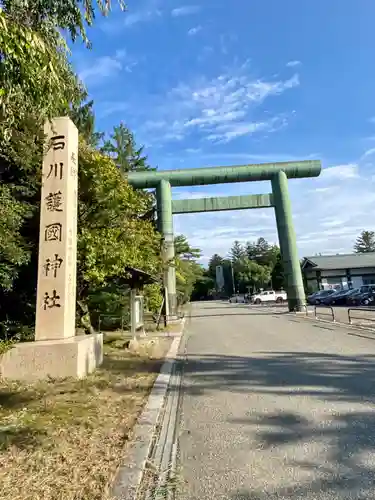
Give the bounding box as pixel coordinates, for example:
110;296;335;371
35;117;78;341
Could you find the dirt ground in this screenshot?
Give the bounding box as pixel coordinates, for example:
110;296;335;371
0;336;172;500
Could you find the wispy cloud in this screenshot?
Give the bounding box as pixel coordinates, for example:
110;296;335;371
139;63;300;144
320;164;359;180
123;9;161;26
99;5;162;33
188;25;202;36
171;5;201;17
286;60;301;67
77;49;137;86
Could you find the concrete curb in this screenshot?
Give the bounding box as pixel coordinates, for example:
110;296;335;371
111;318;186;500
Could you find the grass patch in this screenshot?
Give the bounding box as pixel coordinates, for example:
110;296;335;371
0;337;172;500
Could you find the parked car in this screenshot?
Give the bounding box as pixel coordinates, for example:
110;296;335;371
229;294;246;303
252;290;287;305
324;288;359;306
307;291;321;304
348;285;375;306
346;288;365;306
322;289;347;305
322;288;357;306
308;289;336;305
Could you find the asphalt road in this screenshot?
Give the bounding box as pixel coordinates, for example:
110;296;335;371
176;301;375;500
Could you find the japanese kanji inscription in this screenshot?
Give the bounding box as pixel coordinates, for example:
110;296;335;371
35;117;78;341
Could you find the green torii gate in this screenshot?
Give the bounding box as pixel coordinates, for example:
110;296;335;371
127;160;321;314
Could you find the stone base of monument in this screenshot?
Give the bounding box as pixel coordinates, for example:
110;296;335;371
0;334;103;381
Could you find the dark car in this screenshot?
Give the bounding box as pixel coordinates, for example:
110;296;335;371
330;288;360;305
309;289;336;305
346;288;365;306
306;291;321;304
322;289;347;305
349;285;375;306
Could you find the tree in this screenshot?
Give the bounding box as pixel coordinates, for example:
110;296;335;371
0;185;31;291
1;0;126;141
101;123;155;173
271;252;285;290
174;235;201;260
237;258;272;290
246;237;279;266
70;95;104;147
0;0;169;341
208;254;224;277
229;240;246;267
354;230;375;253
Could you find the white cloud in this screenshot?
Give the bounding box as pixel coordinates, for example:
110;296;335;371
124;10;157;26
171;5;201;17
78;49;137;84
286;60;301;67
320;164;359;180
361;147;375;159
99;4;162;33
138;63;300;144
188;25;202;36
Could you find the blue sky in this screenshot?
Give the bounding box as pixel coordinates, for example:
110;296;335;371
71;0;375;263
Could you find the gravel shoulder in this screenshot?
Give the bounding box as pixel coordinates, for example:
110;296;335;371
0;336;172;500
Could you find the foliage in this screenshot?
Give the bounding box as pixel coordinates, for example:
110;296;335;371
246;237;280;267
101;123;156;173
70;94;104;147
229;240;246;262
174;235;203;304
143;283;163;313
207;254;234;296
0;0;201;340
1;0;126;45
196;237;286;299
354;230;375;253
0;184;31;290
174;234;201;260
77;144;162;293
236;257;272;289
0;8;83;142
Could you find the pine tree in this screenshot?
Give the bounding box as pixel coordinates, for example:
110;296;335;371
229;240;246;263
354;230;375;253
101;123;155;173
70;96;104;147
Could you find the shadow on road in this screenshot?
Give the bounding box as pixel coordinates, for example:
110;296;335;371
178;350;375;499
229;408;375;499
180;351;375;401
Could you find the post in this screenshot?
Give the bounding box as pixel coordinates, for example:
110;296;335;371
156;179;177;317
272;170;305;312
35;117;79;340
0;117;104;381
231;262;235;295
130;288;137;338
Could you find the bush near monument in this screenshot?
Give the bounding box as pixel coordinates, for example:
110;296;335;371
0;2;202;346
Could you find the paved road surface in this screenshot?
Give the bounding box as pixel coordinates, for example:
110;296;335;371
176;301;375;500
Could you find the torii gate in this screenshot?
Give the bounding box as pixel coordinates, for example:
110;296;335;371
127;160;321;314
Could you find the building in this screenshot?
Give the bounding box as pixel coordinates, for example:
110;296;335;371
301;253;375;292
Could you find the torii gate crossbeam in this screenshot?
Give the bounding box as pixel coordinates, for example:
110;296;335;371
127;160;322;316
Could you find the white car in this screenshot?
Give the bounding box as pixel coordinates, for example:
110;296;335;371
252;290;287;305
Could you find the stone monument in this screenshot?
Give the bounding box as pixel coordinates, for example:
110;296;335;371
0;117;103;381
